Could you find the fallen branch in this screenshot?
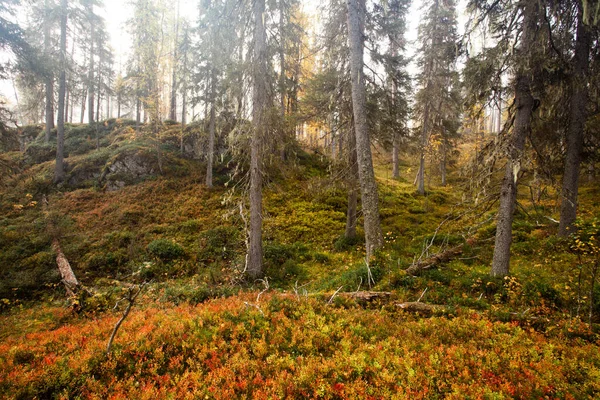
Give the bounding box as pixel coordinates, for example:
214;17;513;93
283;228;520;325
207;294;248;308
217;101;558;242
340;291;392;302
405;242;471;276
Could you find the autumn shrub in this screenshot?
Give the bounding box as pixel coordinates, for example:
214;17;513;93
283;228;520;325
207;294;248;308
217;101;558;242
147;239;185;261
162;283;238;305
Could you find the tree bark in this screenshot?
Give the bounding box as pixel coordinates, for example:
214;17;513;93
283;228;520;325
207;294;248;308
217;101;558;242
345;126;358;239
54;0;67;184
279;0;287;161
559;4;591;237
87;0;95;124
491;1;538;277
440;136;447;186
346;0;383;259
206;69;215;188
392;133;400;179
44;0;54;143
80;89;85;124
247;0;268;279
169;0;180;122
417;103;429;195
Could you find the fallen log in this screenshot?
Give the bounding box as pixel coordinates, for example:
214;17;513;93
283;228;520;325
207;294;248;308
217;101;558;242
43;195;80;296
52;239;79;296
405;241;474;276
346;291;392;302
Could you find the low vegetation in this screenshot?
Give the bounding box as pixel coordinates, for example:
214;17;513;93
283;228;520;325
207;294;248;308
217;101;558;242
0;123;599;398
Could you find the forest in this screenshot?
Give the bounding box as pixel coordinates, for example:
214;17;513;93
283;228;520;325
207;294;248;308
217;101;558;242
1;0;600;398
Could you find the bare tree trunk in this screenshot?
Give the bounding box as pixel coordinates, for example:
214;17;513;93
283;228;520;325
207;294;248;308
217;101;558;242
279;0;287;161
44;0;54;143
80;89;85;124
559;5;591;237
169;0;180;122
491;1;538;277
247;0;268;279
392;133;400;179
345;126;358;239
440;133;447;186
181;46;188;154
417;104;429;195
87;1;95;124
347;0;383;259
54;0;67;184
206;69;215;188
64;87;69;124
136;97;141;134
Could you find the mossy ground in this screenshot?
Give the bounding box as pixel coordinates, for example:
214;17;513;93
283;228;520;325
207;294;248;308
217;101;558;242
1;122;599;398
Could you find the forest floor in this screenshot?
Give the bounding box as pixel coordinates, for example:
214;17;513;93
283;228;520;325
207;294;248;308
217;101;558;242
1;121;599;399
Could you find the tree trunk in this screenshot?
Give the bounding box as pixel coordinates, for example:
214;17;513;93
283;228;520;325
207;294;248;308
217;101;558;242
392;133;400;179
491;1;538;277
559;5;591;237
44;0;54;143
345;126;358;239
169;0;180;122
440;136;447;186
88;1;95;124
136;97;141;134
247;0;268;279
206;69;215;188
346;0;383;259
279;0;286;161
64;87;69;124
80;89;86;124
54;0;67;184
417;104;429;195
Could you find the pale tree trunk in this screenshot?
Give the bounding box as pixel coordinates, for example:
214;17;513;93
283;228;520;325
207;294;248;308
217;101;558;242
347;0;383;259
279;0;286;161
80;89;85;123
169;0;180;122
54;0;67;184
247;0;268;279
345;126;358;239
440;130;447;186
88;1;95;124
206;69;215;188
559;4;590;237
392;133;400;179
44;0;54;143
64;88;69;124
417;104;429;195
181;45;188;154
491;1;538;277
117;92;121;118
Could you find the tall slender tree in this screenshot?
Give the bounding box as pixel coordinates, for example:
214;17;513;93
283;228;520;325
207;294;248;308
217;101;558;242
54;0;67;183
490;1;540;276
347;0;383;258
559;1;592;236
247;0;268;279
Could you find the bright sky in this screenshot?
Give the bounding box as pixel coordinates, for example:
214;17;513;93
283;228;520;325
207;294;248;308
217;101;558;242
1;0;470;117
